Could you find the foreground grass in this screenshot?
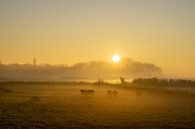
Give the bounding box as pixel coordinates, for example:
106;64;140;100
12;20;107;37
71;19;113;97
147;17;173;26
0;83;195;129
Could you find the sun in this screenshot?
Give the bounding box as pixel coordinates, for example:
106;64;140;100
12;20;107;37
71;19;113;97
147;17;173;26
112;54;120;63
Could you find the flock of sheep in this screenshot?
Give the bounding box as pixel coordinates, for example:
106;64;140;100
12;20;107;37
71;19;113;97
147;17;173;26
80;89;118;96
28;89;118;103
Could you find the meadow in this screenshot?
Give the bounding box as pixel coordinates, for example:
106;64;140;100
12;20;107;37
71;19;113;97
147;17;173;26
0;83;195;129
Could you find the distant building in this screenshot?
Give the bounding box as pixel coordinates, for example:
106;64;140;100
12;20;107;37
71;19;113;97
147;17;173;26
33;58;37;66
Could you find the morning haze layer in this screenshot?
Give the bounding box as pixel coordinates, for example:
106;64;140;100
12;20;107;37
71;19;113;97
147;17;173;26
0;58;161;82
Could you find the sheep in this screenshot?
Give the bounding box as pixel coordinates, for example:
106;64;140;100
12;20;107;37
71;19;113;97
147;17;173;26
80;89;94;95
107;90;118;96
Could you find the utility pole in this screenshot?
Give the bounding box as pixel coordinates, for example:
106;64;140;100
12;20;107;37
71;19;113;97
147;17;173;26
33;58;37;66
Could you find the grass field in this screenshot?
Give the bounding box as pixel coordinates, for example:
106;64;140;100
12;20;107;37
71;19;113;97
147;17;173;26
0;83;195;129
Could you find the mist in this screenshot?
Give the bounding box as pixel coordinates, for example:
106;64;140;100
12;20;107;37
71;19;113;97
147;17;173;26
0;58;161;82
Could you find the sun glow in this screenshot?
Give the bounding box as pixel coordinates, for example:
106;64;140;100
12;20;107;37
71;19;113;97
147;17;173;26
112;54;120;63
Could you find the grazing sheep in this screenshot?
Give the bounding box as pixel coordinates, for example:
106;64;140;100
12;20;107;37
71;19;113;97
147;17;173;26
80;89;94;95
30;96;40;102
107;90;118;96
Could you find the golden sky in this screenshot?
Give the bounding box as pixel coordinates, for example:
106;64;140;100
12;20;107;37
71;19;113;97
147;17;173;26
0;0;195;78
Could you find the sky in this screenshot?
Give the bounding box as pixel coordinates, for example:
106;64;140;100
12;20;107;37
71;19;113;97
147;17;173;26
0;0;195;78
